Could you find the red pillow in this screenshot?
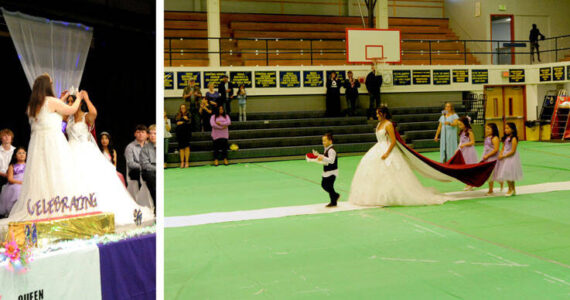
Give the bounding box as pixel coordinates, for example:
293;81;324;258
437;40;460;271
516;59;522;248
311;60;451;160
306;153;318;159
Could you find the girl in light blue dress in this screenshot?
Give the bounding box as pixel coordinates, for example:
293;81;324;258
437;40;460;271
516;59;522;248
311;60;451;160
434;102;459;162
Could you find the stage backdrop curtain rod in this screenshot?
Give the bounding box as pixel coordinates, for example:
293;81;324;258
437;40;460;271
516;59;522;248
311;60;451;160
1;8;93;96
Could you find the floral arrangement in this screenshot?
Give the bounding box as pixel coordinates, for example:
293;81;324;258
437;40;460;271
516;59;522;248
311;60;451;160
0;232;32;273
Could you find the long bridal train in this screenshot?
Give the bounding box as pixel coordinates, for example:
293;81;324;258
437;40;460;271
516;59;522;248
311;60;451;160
348;127;496;207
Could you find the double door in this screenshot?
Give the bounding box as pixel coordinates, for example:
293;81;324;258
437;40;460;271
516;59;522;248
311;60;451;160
484;85;526;140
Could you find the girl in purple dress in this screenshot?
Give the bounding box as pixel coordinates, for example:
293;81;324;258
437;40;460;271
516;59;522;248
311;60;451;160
495;123;523;196
481;123;503;195
0;147;26;217
457;117;477;190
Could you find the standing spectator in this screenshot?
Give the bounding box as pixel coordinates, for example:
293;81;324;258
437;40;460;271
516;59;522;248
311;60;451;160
182;78;198;106
164;111;172;165
175;104;191;168
217;75;235;116
199;96;213;132
343;71;360;116
365;64;383;120
125;124;148;197
190;87;202;132
210;105;231;166
325;71;342;117
236;84;247;122
0;129;16;187
205;82;220;107
434;102;459;163
529;24;546;63
140;124;156;207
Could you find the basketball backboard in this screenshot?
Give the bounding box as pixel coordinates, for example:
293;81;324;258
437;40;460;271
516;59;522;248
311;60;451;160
346;28;401;64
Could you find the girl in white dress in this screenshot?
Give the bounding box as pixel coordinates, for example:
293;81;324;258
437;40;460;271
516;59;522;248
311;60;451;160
349;107;453;207
7;74;88;222
66;91;153;225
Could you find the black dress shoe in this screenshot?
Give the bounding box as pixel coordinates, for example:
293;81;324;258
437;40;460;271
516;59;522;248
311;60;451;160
325;203;337;207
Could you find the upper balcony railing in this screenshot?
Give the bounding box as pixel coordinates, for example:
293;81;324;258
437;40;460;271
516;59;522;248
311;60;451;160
164;34;570;67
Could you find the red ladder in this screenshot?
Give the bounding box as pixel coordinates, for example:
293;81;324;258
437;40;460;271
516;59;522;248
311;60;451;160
550;90;570;140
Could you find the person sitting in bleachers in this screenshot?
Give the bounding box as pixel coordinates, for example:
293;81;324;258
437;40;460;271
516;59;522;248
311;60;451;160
125;124;148;197
140;124;156;208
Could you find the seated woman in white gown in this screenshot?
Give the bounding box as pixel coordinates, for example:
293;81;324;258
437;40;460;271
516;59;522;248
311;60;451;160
349;107;455;206
66;91;153;226
6;74;87;223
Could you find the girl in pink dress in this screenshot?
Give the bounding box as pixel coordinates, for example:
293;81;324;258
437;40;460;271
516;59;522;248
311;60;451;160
0;147;26;216
480;123;503;195
457;117;477;190
494;123;523;196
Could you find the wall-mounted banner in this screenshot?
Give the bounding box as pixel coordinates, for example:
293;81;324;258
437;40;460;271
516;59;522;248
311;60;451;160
553;66;565;81
432;70;450;85
164;72;174;90
539;67;552;82
279;71;301;88
471;69;488;84
393;70;411;85
412;70;431;85
509;69;525;83
230;71;253;88
177;71;201;89
204;71;227;88
255;71;277;88
303;70;324;87
567;66;570;80
453;69;469;83
326;70;346;82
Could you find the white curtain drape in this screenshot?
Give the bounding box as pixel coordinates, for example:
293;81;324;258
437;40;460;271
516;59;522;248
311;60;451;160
1;8;93;96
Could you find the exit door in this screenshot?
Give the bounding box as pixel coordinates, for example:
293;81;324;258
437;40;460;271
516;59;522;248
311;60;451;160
484;85;526;140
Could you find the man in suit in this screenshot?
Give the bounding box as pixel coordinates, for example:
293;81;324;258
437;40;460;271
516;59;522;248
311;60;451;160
217;75;234;116
365;64;383;120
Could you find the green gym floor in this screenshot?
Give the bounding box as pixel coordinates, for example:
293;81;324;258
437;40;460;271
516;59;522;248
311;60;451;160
164;141;570;299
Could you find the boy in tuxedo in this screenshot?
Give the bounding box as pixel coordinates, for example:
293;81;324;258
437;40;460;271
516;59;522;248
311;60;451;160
311;133;340;207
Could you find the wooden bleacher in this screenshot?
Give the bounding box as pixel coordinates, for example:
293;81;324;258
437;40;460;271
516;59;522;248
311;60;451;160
164;12;480;66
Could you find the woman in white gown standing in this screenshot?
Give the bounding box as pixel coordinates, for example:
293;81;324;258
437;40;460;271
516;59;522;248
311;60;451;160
348;107;452;206
66;91;153;226
8;74;87;221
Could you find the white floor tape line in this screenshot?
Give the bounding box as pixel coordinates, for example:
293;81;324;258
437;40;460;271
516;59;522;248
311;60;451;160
165;181;570;228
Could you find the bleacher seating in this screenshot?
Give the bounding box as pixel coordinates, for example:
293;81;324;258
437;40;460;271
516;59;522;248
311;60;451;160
164;104;477;166
164;12;480;67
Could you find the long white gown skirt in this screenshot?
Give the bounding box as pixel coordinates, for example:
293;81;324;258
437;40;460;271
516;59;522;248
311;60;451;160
348;128;452;206
66;115;154;226
7;97;88;222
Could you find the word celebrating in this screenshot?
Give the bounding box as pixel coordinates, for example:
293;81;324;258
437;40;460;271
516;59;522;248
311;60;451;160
18;290;44;300
27;193;97;217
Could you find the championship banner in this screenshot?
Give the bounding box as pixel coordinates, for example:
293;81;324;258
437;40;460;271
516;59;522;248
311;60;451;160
0;244;102;299
204;71;227;89
453;69;469;83
471;69;488;84
303;71;324;87
164;72;174;90
539;67;552;82
412;70;431;85
279;71;301;88
230;71;253;88
177;71;201;89
509;69;525;83
255;71;277;88
433;70;451;85
553;66;565;81
393;70;411;85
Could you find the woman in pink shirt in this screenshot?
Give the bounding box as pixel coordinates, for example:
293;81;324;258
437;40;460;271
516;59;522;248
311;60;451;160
210;105;231;166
